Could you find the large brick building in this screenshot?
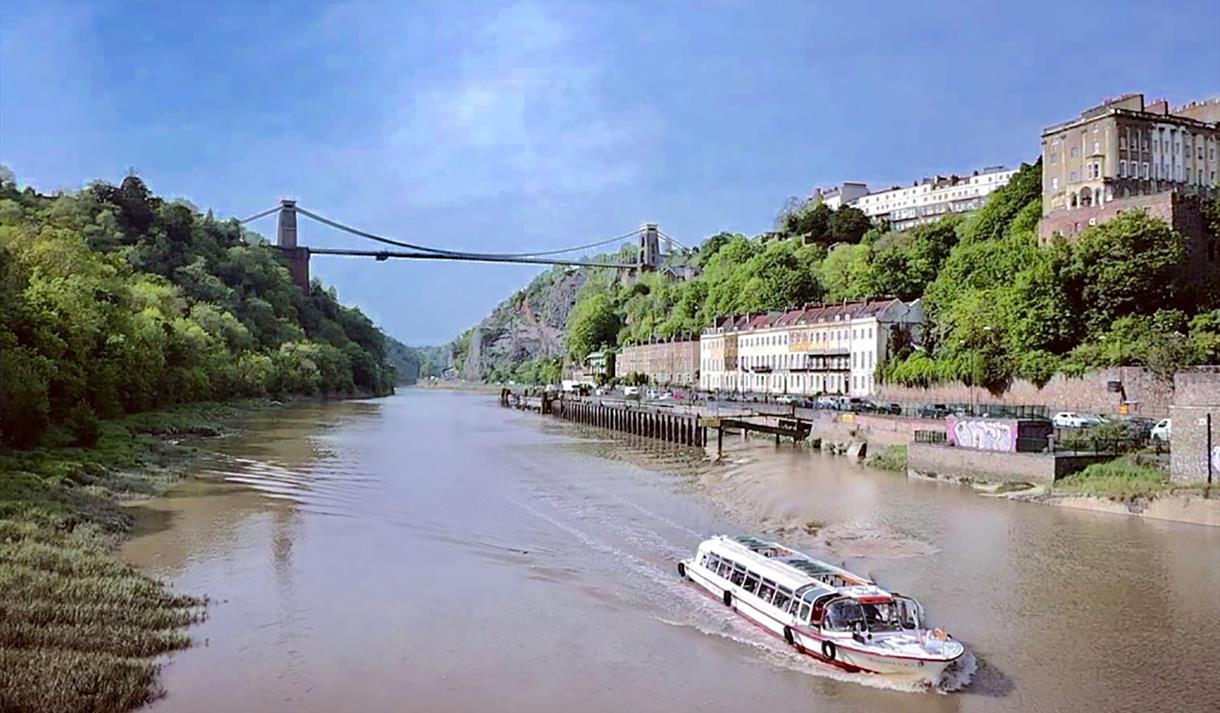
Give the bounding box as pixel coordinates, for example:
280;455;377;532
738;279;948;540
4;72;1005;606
1037;93;1220;291
1039;93;1218;227
616;339;700;386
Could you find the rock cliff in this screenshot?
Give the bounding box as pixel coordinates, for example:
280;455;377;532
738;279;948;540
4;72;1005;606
455;266;589;379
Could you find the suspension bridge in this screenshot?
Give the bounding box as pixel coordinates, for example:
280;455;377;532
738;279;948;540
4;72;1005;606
239;200;689;289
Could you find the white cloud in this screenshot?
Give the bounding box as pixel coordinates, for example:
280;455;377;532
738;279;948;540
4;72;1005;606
341;1;658;206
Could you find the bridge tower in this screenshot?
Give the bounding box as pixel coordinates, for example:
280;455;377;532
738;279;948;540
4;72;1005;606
637;222;660;271
276;199;311;289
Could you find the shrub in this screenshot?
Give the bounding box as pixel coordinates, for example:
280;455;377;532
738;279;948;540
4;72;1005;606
67;402;102;448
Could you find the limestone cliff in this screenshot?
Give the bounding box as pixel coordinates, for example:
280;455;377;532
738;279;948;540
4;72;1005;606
453;266;589;380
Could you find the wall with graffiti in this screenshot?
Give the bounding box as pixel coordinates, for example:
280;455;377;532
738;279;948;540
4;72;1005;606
947;417;1017;452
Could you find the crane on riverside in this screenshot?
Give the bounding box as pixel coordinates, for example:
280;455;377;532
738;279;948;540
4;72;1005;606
238;200;691;289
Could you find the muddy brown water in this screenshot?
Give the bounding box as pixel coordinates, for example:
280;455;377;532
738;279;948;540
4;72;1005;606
122;391;1220;713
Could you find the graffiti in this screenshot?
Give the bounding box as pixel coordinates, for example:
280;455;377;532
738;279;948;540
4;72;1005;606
949;418;1015;452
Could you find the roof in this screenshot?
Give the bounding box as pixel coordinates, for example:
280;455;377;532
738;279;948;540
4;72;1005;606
701;535;881;597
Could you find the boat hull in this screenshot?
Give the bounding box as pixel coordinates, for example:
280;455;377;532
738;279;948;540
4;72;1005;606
682;559;960;684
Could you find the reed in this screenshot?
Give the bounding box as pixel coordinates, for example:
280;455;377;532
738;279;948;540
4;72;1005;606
866;444;908;472
0;400;255;712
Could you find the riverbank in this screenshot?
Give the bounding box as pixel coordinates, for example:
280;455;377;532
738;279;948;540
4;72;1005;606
0;399;284;713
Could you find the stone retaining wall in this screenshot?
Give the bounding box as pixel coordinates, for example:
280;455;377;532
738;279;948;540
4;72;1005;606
878;366;1172;417
1170;369;1220;485
907;443;1110;484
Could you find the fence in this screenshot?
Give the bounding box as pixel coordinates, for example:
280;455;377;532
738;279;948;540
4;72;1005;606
700;392;1049;420
913;430;947;445
1050;429;1170;456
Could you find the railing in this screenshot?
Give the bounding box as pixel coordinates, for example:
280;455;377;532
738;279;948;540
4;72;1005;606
697;393;1049;420
913;430;947;445
1050;429;1170;456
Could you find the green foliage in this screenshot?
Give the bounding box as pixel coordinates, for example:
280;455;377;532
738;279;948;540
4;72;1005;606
508;357;563;385
1065;211;1186;335
955;161;1042;244
66;403;101;448
777;201;873;245
820;243;871;301
1055;456;1170;500
861;217;962;300
0;170;394;448
865;444;907;472
567;290;620;361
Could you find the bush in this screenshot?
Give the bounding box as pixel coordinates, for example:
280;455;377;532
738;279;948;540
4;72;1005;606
866;445;906;472
1056;456;1169;500
66;402;101;448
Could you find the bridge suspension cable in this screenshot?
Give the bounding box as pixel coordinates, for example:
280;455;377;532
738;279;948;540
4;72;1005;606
237;206;282;224
293;205;642;260
657;229;691;251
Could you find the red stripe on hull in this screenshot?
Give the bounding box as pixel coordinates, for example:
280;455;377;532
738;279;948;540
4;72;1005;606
684;567;873;674
684;564;961;669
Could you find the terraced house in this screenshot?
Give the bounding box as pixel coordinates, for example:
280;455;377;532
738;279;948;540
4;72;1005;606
700;298;925;397
616;338;701;386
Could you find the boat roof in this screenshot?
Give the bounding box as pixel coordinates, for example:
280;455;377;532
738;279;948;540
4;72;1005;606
700;534;892;600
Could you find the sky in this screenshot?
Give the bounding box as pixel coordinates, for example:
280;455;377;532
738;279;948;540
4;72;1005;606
2;0;1218;345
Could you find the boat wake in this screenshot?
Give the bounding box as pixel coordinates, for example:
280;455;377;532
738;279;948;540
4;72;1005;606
651;614;972;694
507;484;974;695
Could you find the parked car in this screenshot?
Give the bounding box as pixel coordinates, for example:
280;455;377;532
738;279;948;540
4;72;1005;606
814;396;838;410
1119;416;1156;438
874;402;902;415
1053;411;1107;428
623;386;640;397
776;395;797;405
916;403;952;419
1150;418;1171;442
843;397;869;412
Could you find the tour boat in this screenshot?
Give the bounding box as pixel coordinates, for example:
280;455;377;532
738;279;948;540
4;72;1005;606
679;535;965;683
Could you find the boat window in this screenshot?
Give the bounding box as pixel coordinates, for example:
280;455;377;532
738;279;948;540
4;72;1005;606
730;564;747;586
810;593;836;624
893;597;925;630
758;579;777;604
717;559;733;578
824;600;866;632
743;572;760;594
798;603;811;622
702;553;713;568
773;587;792;613
707;553;720;570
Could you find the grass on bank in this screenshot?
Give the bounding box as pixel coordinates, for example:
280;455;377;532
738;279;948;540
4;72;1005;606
865;445;907;472
0;402;256;713
1054;455;1171;500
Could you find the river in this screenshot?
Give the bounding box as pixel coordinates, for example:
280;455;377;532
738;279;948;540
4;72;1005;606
122;390;1220;713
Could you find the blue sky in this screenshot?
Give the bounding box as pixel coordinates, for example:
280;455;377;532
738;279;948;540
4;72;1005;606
2;0;1218;345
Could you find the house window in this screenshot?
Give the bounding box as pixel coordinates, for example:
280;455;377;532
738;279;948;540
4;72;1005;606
1052;177;1060;189
1070;146;1079;158
1070;170;1079;183
1142;162;1150;178
1119;160;1126;177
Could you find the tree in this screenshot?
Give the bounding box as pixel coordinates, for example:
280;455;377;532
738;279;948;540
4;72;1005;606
1066;212;1186;336
828;205;872;244
956;160;1042;244
820;243;870;301
567;292;620;361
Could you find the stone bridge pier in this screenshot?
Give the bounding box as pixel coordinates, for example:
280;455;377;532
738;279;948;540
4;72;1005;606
276;199;311;289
